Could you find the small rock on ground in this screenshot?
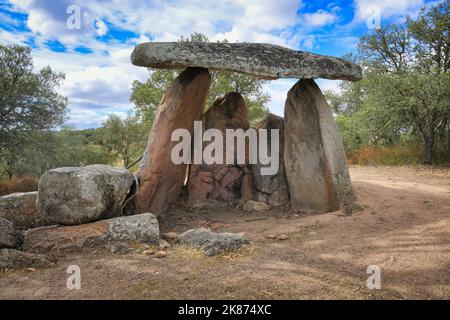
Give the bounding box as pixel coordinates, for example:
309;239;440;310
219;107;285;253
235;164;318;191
162;232;178;241
178;228;250;257
243;200;270;212
155;251;167;258
159;239;171;250
0;249;57;270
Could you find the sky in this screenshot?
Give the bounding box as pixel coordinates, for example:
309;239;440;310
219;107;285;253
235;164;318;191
0;0;438;129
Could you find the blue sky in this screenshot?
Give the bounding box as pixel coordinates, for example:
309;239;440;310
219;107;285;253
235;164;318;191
0;0;437;129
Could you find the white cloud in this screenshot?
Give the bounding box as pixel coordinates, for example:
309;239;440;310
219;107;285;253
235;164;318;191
263;79;297;116
95;19;108;36
0;29;28;44
301;10;337;27
354;0;425;21
67;108;107;129
4;0;357;128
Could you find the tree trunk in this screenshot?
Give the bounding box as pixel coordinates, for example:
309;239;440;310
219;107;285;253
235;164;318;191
423;134;435;165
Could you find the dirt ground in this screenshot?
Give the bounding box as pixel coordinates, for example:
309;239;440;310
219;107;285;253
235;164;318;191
1;166;449;300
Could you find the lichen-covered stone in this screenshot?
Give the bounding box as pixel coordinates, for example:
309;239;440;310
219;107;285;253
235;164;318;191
187;92;254;207
250;114;290;207
0;249;57;270
177;228;249;256
22;213;160;254
0;192;42;230
284;79;355;213
136;67;211;215
0;218;17;248
37;165;135;225
131;42;362;81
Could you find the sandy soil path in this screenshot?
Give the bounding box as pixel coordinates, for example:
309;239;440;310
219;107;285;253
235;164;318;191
1;166;449;299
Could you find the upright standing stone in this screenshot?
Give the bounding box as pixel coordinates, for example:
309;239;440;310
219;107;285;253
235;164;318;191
284;79;355;213
136;67;211;214
251;114;290;207
187;92;254;207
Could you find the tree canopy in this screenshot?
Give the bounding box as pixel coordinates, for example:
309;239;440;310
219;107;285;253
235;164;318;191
327;0;450;164
0;44;68;152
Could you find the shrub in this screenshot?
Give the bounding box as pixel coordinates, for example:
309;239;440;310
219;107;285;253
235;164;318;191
0;176;39;196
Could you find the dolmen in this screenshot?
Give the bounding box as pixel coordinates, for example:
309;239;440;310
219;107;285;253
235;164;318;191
131;42;362;215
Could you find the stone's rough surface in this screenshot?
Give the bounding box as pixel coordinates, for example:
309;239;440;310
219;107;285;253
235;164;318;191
0;218;17;248
242;200;270;212
136;67;211;215
0;249;57;269
132;42;362;81
178;228;250;256
284;79;355;213
187;92;254;207
109;242;134;255
0;192;42;229
22;213;160;254
37;165;134;226
251;114;290;207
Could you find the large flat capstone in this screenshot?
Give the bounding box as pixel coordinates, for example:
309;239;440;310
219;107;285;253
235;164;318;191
131;42;362;81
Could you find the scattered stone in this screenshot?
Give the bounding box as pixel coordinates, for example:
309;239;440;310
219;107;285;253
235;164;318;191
131;42;362;81
0;249;57;270
143;249;156;256
0;218;17;248
187;92;254;207
251;114;290;207
284;79;355;213
37;165;135;226
277;234;289;241
155;251;167;258
159;239;171;250
162;232;178;241
135;67;211;215
178;228;250;257
242;200;270;212
23;213;160;254
110;242;134;255
266;234;277;240
0;192;43;229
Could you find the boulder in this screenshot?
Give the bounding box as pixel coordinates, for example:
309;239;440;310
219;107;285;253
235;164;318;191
0;249;57;269
187;92;254;207
23;213;160;254
37;165;135;225
132;42;362;81
136;67;211;215
284;79;355;213
177;228;250;256
0;218;17;248
250;114;290;207
0;191;42;229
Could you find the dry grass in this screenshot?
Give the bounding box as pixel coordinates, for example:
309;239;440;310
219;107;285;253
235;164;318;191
348;143;422;166
0;176;39;196
170;244;258;262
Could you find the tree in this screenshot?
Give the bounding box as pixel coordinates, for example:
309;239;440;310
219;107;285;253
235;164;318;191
0;44;68;177
99;112;148;167
130;33;269;126
0;44;68;151
0;128;111;179
329;1;450;164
